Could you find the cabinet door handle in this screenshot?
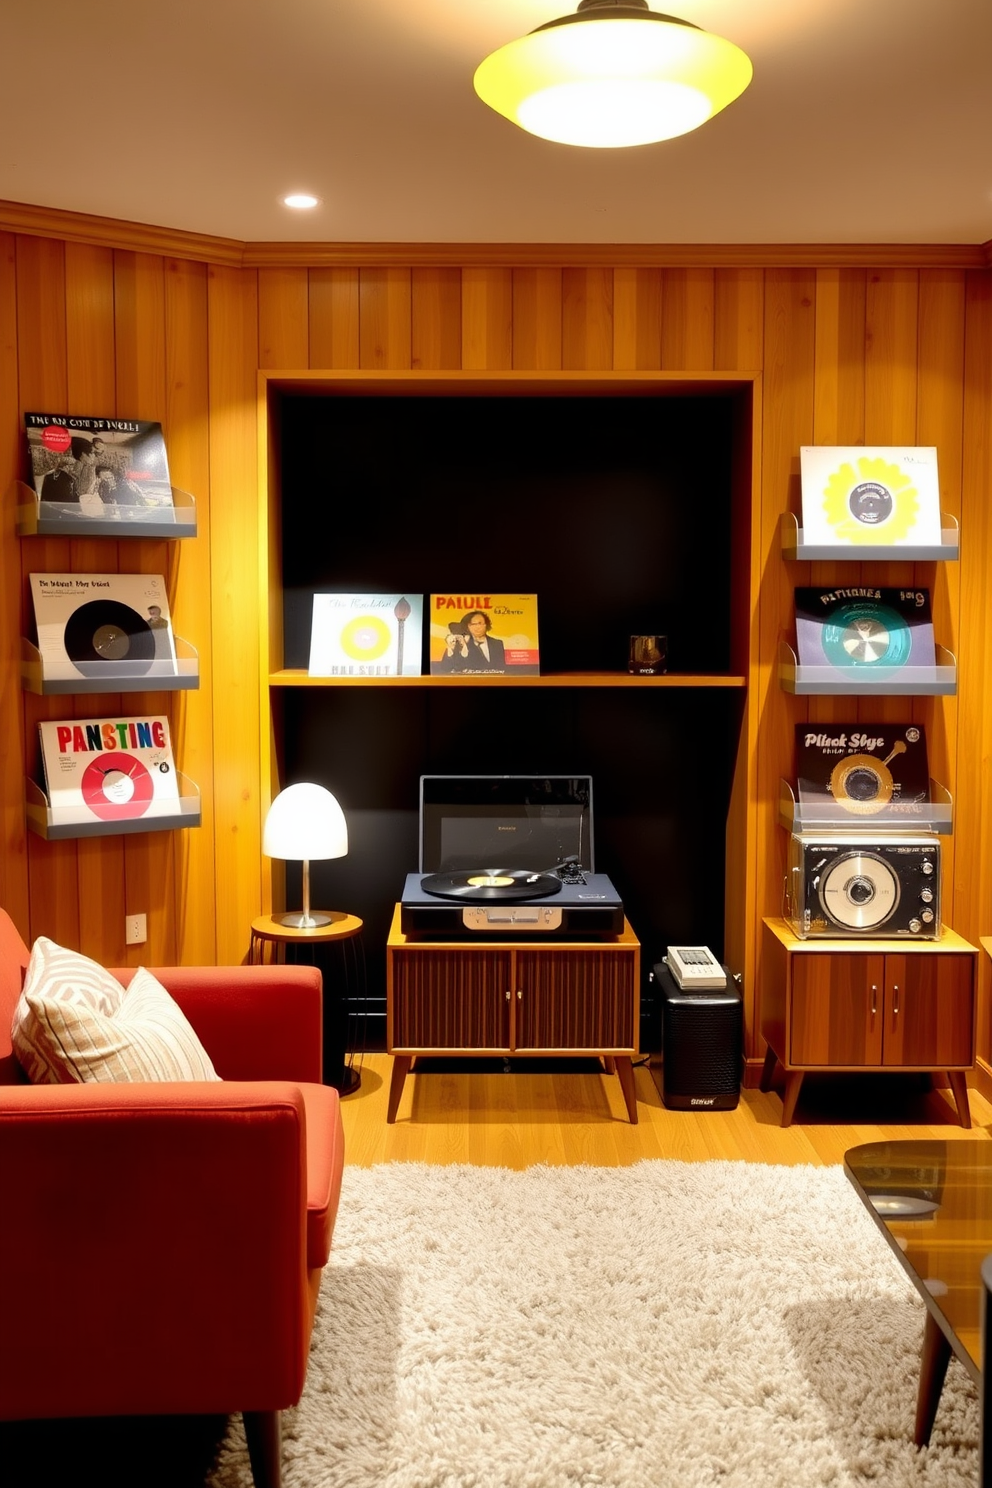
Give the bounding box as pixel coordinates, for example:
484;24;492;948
892;983;900;1015
505;989;511;1001
870;984;878;1016
517;988;523;1000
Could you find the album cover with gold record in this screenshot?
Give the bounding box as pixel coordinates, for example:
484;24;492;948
795;724;932;822
30;573;177;682
39;715;180;825
794;585;935;681
799;447;941;547
308;594;423;676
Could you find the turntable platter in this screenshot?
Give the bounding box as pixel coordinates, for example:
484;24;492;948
420;869;564;902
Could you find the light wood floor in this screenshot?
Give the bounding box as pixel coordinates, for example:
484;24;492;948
338;1053;992;1169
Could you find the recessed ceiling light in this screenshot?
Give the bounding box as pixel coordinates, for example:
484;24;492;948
282;193;319;210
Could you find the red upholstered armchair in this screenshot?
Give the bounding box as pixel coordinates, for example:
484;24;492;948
0;907;344;1488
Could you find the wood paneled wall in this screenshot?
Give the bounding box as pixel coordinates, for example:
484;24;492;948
1;217;989;1081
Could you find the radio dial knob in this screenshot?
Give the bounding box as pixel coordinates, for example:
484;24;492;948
908;917;922;933
920;887;934;903
921;860;934;876
921;909;935;923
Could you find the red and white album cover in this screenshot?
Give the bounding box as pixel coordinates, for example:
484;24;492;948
29;573;177;681
428;594;540;676
39;715;180;825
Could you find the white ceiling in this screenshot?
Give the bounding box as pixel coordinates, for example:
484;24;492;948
3;0;991;246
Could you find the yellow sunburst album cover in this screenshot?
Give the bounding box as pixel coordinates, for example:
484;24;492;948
799;446;942;547
308;594;423;676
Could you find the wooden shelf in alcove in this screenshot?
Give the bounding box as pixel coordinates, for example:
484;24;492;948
268;670;747;689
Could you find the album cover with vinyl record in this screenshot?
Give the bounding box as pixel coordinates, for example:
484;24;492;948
308;594;423;676
794;585;936;681
29;573;177;682
799;446;941;548
795;723;932;821
39;715;180;825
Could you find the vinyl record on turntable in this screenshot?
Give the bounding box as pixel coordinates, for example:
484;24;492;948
421;869;563;902
64;599;156;676
818;848;900;931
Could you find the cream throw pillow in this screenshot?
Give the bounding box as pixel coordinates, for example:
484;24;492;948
12;938;219;1084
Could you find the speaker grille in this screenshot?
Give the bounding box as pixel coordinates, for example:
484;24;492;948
655;964;742;1109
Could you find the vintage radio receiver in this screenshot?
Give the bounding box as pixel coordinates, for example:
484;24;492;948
785;833;940;939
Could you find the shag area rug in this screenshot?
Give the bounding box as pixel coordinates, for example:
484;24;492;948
209;1160;979;1488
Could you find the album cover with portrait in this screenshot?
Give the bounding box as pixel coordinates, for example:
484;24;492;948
29;573;178;682
25;412;173;519
799;447;942;548
428;595;540;676
308;594;423;676
795;723;932;822
39;715;180;825
794;586;936;681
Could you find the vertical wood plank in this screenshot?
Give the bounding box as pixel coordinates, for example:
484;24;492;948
412;268;462;370
15;234;80;953
562;268;613;370
461;267;512;371
258;267;310;369
512;268;562;370
113;250;176;966
207;263;261;964
660;268;715;369
713;268;763;372
613;268;662;371
0;232;30;936
308;269;360;368
359;269;412;369
754;270;816;1056
65;242;126;968
164;256;215;965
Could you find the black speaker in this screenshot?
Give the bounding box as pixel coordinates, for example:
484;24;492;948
652;961;742;1111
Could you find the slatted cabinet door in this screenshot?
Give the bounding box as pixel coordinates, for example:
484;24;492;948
389;945;513;1052
514;948;637;1053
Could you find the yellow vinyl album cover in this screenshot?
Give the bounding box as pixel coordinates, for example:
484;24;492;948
799;447;942;547
429;595;540;676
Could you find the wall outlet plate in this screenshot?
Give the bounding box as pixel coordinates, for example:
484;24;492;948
125;913;147;945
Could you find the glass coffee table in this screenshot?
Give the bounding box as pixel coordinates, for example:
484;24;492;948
844;1139;992;1446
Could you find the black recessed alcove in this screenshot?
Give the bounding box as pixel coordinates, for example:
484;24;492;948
274;389;743;1050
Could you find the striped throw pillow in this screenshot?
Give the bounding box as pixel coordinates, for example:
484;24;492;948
12;937;127;1083
12;941;219;1084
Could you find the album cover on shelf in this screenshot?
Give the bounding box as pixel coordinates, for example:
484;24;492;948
39;715;180;825
29;573;178;682
308;594;423;677
799;447;942;548
795;723;932;821
24;413;173;521
428;595;540;676
794;585;936;680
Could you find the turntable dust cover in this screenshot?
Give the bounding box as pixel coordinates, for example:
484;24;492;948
428;594;540;676
25;413;173;520
39;715;180;825
29;574;178;682
794;585;936;680
795;724;932;822
799;447;941;547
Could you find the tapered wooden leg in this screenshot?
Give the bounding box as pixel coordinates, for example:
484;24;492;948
759;1043;778;1092
780;1070;804;1126
946;1070;972;1128
387;1054;413;1122
914;1311;952;1447
614;1056;638;1123
602;1055;616;1075
243;1409;282;1488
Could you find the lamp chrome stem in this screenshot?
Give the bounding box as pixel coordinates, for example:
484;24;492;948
276;859;333;929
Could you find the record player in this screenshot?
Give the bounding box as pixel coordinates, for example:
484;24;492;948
400;775;625;937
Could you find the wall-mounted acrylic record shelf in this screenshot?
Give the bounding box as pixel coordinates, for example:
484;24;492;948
21;636;200;695
10;479;197;540
778;778;953;836
778;640;957;697
779;511;959;563
26;774;202;841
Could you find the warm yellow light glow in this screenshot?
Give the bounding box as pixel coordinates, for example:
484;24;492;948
283;193;319;209
474;5;752;148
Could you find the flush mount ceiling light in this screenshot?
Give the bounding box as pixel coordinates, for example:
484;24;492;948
473;0;752;148
282;193;319;209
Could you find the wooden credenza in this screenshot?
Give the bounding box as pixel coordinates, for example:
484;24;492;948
760;917;978;1127
385;905;641;1122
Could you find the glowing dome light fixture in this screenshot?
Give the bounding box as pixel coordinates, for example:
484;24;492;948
473;0;752;149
